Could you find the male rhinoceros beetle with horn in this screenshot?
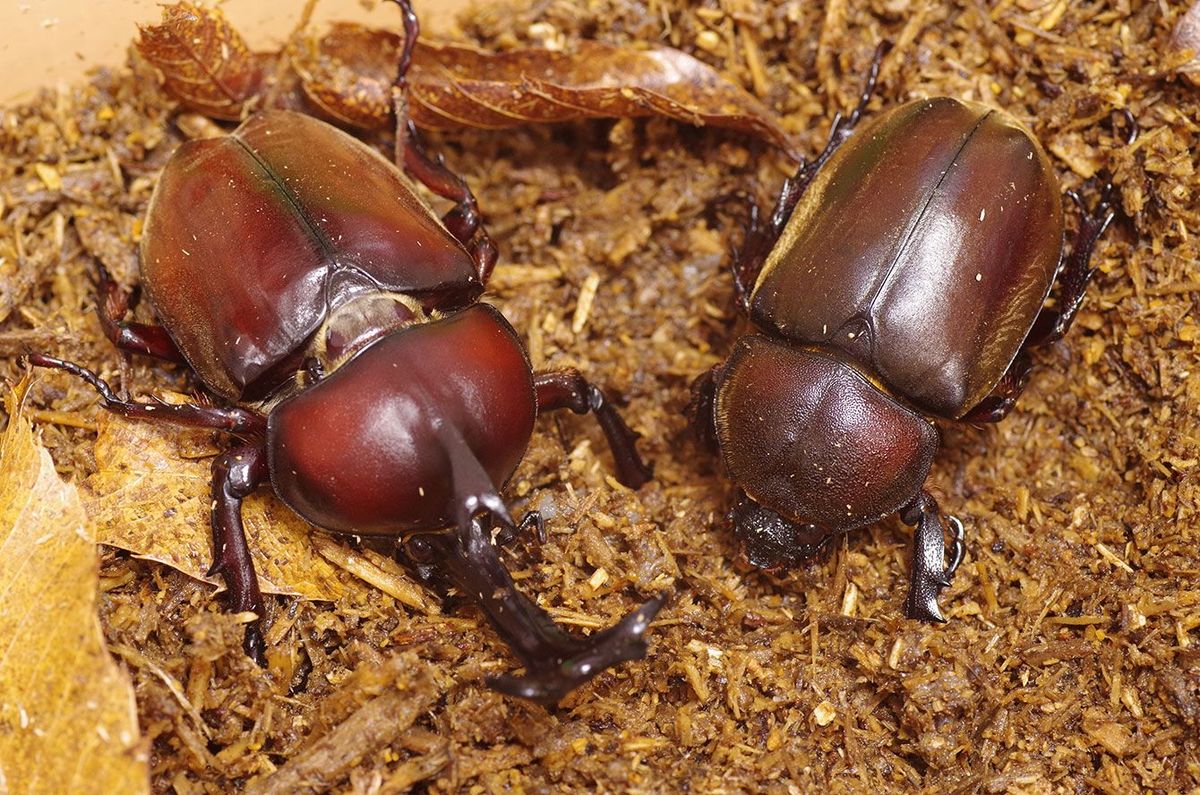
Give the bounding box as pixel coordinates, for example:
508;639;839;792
27;0;664;705
690;46;1134;621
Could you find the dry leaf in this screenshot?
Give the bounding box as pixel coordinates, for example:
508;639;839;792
137;2;797;157
1169;1;1200;87
83;411;350;601
135;1;266;120
297;24;799;157
0;391;148;795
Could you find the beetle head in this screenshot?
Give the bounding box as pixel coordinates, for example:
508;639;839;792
307;292;428;381
729;490;832;570
713;336;939;555
267;303;536;535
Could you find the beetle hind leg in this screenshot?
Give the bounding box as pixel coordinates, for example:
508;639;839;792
963;177;1125;424
810;41;891;174
91;259;184;363
725;43;891;312
1025;181;1120;349
398;120;485;245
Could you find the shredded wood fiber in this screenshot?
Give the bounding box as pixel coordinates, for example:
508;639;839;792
1;0;1198;791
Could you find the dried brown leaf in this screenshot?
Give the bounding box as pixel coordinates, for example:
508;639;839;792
1170;2;1200;87
135;1;265;121
0;390;149;795
294;23;799;156
82;411;350;601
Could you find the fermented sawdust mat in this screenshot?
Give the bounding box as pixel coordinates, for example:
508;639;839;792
1;0;1197;792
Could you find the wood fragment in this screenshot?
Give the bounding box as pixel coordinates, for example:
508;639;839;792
244;662;438;795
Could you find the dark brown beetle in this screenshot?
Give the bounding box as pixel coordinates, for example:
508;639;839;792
26;0;663;705
690;48;1134;621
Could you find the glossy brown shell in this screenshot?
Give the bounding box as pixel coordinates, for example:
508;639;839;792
750;97;1064;419
141;110;480;400
715;337;939;531
266;305;535;535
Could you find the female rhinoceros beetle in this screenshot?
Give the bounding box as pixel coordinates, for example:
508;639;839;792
27;0;663;705
690;47;1135;621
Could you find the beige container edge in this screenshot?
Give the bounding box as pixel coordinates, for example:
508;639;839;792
0;0;471;106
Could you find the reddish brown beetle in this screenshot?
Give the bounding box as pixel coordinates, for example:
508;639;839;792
690;49;1134;621
27;0;663;705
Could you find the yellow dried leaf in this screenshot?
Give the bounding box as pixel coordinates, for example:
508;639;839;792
82;412;351;601
0;392;149;795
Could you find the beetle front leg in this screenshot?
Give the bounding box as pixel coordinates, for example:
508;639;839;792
23;354;266;437
534;370;652;489
412;516;667;705
209;444;270;663
900;490;966;623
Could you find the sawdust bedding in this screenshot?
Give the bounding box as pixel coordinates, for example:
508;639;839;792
1;0;1197;791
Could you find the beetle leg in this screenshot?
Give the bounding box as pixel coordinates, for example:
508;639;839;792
899;490;963;623
1025;183;1119;349
386;0;419;91
960;352;1033;424
23;354;266;438
685;365;722;453
533;370;653;489
812;41;891;173
209;444;270;664
724;184;803;311
92;259;184;363
494;510;547;547
964;178;1123;424
720;45;892;309
398;120;484;246
466;228;499;285
945;515;966;580
766;40;891;226
1027;99;1136;348
725;43;889;311
419;516;667;705
384;0;483;250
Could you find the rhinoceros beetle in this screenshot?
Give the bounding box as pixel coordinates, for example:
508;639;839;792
26;0;664;705
690;46;1136;621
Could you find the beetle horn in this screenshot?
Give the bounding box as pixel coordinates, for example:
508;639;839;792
422;516;667;705
435;419;515;531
